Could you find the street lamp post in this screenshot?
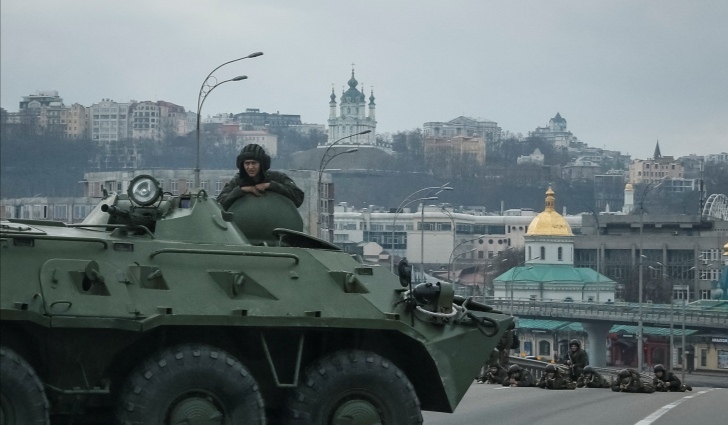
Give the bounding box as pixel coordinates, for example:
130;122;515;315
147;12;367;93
635;180;664;371
440;207;456;274
582;208;602;302
194;51;263;188
679;266;695;382
317;130;370;241
449;248;476;291
419;187;454;281
636;183;652;372
317;148;358;240
389;184;453;273
682;285;688;382
390;196;438;272
447;235;486;282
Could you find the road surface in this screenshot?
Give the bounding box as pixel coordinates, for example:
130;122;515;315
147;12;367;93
424;383;725;425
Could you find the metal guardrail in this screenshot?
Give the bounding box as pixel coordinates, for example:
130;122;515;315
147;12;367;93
478;298;728;329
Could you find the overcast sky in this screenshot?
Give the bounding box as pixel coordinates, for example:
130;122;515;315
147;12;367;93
2;0;726;159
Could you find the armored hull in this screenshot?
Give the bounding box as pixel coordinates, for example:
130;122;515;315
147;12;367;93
0;176;514;424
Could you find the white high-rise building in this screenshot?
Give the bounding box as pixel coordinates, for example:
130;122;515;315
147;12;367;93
89;99;132;142
326;69;376;146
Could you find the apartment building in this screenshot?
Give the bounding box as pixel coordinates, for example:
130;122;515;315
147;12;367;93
89;99;132;142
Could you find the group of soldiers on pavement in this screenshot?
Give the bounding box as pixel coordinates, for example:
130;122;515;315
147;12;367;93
477;338;693;393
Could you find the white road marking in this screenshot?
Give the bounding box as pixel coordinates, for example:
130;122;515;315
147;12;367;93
633;389;717;425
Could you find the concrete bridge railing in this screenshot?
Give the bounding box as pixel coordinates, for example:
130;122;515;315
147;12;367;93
477;298;728;329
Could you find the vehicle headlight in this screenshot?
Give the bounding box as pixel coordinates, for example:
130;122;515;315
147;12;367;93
127;175;162;206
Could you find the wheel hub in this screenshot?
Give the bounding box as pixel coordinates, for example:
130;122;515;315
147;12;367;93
331;399;382;425
167;393;224;425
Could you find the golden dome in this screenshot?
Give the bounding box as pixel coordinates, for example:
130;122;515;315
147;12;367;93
723;242;728;256
525;187;574;236
625;183;634;191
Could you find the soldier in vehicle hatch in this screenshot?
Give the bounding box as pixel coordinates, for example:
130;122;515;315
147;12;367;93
611;369;655;393
576;366;611;388
503;364;536;387
537;364;576;389
653;364;692;392
217;144;304;210
562;339;588;380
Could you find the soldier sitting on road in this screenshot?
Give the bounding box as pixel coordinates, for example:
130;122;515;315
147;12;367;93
502;364;536;387
537;364;576;390
653;364;692;392
611;369;655;393
562;339;589;381
576;365;611;388
478;364;508;385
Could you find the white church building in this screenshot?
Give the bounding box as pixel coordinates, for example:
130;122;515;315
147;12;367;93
494;187;616;303
326;69;376;146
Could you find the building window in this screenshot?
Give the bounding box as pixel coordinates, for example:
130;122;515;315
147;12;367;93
528;246;532;260
32;205;47;219
558;247;563;261
53;205;68;220
215;180;223;196
539;340;551;356
540;246;545;261
699;290;711;300
700;349;707;367
699;269;719;281
73;205;89;220
523;341;532;356
719;351;728;369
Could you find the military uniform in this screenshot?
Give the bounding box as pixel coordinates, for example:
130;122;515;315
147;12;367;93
502;365;536;387
653;365;692;392
562;339;589;381
217;144;304;210
537;364;576;390
478;364;508;385
576;366;611;388
477;330;514;383
611;369;655;393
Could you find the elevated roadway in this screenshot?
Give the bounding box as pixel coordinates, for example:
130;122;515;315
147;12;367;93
482;298;727;330
475;298;727;367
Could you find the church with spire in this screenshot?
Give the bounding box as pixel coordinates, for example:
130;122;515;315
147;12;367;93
326;67;377;146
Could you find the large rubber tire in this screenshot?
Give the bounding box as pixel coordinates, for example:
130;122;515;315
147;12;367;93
0;346;50;425
286;350;422;425
116;344;265;425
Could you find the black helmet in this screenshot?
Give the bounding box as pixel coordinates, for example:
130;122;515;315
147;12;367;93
508;364;522;374
583;366;595;374
618;369;631;378
236;143;271;172
545;364;557;373
569;339;580;348
654;364;666;373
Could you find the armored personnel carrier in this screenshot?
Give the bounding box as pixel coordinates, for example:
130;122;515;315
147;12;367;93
0;174;515;424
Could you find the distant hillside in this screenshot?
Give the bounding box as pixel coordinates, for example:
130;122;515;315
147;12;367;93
280;146;397;172
278;146;572;212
